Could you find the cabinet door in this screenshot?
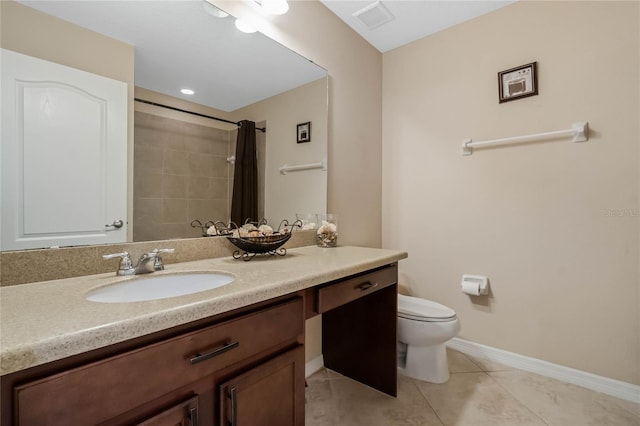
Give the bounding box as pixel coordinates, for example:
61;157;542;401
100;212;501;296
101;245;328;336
219;346;304;426
14;298;303;425
136;396;199;426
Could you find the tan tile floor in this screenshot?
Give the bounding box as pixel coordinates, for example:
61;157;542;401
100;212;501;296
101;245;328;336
305;349;640;426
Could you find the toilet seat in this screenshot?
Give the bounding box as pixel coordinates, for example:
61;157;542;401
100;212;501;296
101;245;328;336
398;294;457;323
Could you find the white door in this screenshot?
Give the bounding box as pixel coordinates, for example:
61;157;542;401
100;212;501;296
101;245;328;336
1;49;128;250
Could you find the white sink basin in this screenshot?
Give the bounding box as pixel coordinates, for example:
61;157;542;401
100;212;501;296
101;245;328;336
86;272;235;303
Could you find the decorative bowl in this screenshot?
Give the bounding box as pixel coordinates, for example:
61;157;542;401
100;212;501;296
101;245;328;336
226;232;292;254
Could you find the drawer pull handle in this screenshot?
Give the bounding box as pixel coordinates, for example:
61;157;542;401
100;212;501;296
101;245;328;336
357;282;379;292
189;407;199;426
228;387;238;426
190;341;239;365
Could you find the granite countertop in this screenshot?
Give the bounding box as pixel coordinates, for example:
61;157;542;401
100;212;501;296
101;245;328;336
0;245;407;376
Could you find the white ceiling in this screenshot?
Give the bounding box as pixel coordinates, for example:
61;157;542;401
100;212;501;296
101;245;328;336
17;0;327;112
16;1;516;112
319;0;517;53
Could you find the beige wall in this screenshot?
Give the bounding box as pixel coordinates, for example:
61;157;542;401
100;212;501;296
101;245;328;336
382;1;639;384
236;78;328;224
213;0;383;364
1;0;136;240
213;0;383;248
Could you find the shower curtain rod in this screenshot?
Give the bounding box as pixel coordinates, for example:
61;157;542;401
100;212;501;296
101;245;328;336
134;98;266;132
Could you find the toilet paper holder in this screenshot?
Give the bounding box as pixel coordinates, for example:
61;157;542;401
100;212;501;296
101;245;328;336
461;274;489;296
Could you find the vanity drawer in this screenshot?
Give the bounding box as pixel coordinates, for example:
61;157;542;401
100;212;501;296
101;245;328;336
15;297;303;425
317;265;397;313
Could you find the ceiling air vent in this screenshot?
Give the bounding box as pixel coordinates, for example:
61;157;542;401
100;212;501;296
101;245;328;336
352;1;395;30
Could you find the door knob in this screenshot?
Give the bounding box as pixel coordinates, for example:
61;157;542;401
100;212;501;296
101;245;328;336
106;219;124;229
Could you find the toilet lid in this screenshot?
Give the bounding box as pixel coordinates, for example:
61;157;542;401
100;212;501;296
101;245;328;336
398;294;457;322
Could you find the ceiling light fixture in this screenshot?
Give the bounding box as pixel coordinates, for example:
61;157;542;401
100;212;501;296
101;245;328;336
259;0;289;15
202;0;229;18
180;88;195;95
235;18;257;34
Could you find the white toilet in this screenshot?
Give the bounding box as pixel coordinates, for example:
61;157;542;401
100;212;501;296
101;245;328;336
397;294;460;383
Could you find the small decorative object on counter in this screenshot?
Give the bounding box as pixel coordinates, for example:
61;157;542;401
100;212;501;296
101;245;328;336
227;219;302;261
316;213;338;247
296;213;318;230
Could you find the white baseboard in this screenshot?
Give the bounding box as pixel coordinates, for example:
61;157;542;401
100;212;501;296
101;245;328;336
305;355;324;378
447;337;640;404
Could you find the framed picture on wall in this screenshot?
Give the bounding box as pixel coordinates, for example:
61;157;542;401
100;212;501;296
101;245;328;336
297;122;311;143
498;62;538;103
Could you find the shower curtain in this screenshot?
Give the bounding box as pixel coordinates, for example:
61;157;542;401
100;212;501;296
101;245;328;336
230;120;258;225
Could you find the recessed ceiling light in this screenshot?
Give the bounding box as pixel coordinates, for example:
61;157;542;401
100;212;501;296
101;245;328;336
260;0;289;15
181;88;195;95
235;18;257;34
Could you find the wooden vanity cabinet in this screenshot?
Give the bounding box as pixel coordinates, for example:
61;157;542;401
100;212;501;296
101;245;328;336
8;297;304;426
135;396;199;426
3;261;401;425
219;346;305;426
310;263;399;397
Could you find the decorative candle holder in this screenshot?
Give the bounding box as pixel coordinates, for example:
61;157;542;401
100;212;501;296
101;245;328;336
296;213;318;230
316;213;338;247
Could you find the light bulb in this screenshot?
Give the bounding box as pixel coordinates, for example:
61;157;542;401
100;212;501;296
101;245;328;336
180;88;195;95
261;0;289;15
235;18;257;34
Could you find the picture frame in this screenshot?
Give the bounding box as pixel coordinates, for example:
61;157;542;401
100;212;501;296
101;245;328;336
297;122;311;143
498;62;538;103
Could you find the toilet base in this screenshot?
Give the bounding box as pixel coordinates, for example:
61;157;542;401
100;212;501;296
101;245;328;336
400;343;450;383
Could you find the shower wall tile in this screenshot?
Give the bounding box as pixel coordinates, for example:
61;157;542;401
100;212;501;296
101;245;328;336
188;153;216;178
185;135;214;155
209;138;231;157
163;150;190;175
164;134;186;152
188;199;216;222
162;199;188;223
163;174;189;198
135;127;172;150
210;177;228;199
134;198;163;223
135;171;164;198
158;223;189;240
211;156;229;178
134;145;164;173
188;176;212;199
134;111;232;242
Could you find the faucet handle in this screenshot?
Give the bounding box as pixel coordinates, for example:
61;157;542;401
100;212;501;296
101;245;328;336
150;248;175;271
152;248;175;255
102;252;134;275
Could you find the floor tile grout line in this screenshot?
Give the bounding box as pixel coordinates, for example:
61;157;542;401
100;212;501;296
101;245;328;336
407;376;446;426
485;370;553;426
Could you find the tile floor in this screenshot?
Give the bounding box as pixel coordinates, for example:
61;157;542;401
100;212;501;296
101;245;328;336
305;349;640;426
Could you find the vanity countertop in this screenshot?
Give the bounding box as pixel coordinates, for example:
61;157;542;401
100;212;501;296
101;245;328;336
0;245;407;376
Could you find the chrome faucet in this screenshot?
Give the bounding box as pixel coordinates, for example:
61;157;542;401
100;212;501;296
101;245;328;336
103;248;175;276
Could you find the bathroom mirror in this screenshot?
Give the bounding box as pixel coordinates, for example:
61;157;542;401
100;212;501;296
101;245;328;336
1;1;328;249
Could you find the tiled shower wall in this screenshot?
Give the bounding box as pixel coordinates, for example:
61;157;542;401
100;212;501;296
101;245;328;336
133;112;234;242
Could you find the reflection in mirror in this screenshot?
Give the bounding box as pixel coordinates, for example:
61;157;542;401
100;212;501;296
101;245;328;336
2;0;328;249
